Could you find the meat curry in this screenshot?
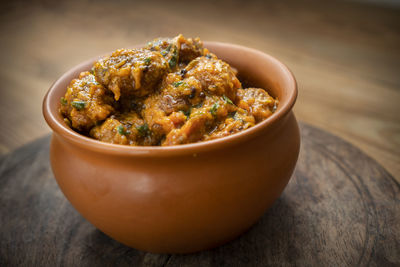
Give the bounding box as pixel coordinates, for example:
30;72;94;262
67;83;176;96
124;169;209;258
60;35;278;146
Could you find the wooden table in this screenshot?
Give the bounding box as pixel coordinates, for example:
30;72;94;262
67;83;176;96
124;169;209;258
1;123;399;266
1;0;399;180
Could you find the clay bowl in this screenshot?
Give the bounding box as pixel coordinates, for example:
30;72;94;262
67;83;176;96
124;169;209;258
42;42;300;254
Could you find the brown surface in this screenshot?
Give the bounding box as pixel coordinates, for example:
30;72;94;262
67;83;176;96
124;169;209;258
0;0;399;180
42;41;300;253
1;123;399;265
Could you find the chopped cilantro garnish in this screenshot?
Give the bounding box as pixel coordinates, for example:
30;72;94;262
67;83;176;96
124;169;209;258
71;100;86;110
117;125;127;135
194;102;203;109
63;118;71;127
210;103;219;116
182;108;191;118
169;55;177;68
144;57;151;64
60;97;67;106
136;123;150;137
168;48;178;69
228;111;237;118
223;95;234;105
173;81;185;87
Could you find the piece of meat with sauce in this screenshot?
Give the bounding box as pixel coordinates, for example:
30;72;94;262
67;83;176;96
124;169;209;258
157;73;203;114
59;71;114;132
115;94;146;115
90;112;156;146
141;61;238;142
151;54;241;117
146;34;206;71
141;92;187;142
93;48;168;100
183;55;241;101
236;88;279;122
161;95;237;146
204;108;256;141
162;112;211;146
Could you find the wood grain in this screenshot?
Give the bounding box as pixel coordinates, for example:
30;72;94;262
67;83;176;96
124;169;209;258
0;0;399;181
0;123;399;266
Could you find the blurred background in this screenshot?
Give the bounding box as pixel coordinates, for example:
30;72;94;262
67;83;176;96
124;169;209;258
0;0;399;179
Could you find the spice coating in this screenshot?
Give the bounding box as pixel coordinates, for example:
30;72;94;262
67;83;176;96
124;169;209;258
60;35;279;146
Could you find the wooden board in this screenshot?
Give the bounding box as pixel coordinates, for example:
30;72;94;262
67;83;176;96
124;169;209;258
0;123;399;266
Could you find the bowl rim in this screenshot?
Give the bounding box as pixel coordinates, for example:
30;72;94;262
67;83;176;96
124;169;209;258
43;41;297;157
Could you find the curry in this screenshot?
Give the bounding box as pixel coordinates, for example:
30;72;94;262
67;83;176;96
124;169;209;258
60;35;279;146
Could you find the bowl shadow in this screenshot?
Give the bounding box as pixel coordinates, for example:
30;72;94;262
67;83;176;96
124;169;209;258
80;195;302;266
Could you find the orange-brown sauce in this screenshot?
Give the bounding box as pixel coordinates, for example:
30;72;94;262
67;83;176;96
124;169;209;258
60;34;278;146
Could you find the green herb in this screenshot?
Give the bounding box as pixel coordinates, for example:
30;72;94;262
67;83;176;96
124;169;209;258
60;97;67;106
228;111;237;118
117;125;127;135
182;108;191;118
173;81;186;87
169;55;177;69
63;118;71;127
161;44;172;57
194;102;203;109
71;100;87;110
168;48;178;69
144;57;152;64
136;123;150;137
223;95;234;105
210;103;219;116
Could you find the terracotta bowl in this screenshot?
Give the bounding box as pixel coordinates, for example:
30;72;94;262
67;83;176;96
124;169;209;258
42;42;300;254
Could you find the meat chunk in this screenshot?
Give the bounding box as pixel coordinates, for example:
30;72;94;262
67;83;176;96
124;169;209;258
184;55;241;101
93;48;168;100
60;71;114;132
161;95;237;146
141;92;187;142
146;34;206;70
150;54;241;117
236;88;279;122
204;108;255;141
176;34;205;64
90;112;155;146
156;73;203;115
162;112;211;146
115;94;146;115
